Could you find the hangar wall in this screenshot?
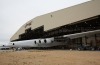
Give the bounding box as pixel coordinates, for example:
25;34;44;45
32;0;100;31
10;0;100;41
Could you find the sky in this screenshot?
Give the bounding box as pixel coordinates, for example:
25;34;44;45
0;0;91;45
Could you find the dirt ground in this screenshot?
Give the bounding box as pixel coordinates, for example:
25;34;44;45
0;50;100;65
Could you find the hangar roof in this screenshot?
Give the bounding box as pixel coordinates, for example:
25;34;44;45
10;0;100;41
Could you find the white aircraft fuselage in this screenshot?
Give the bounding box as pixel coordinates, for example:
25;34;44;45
8;37;68;48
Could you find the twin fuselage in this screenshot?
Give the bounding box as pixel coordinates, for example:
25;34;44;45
2;30;100;49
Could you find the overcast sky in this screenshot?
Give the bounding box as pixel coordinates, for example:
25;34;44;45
0;0;91;44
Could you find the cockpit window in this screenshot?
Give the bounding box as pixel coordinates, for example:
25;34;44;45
44;39;47;43
34;41;36;44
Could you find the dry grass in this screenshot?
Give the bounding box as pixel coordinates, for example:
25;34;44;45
0;50;100;65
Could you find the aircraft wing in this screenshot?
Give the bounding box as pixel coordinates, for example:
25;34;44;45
63;30;100;39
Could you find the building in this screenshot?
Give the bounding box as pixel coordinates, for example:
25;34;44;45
10;0;100;49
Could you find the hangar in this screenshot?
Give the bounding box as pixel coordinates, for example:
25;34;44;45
10;0;100;49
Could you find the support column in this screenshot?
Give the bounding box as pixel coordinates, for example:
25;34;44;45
85;36;87;45
80;37;82;46
95;34;97;46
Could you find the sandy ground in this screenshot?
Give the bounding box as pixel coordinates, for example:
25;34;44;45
0;50;100;65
